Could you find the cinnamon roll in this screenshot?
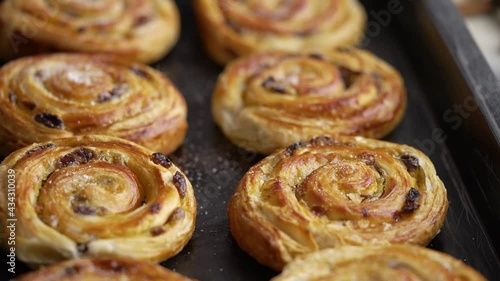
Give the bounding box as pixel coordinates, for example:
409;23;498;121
14;258;195;281
0;0;180;63
0;135;196;267
272;245;487;281
228;135;448;271
212;48;406;154
0;53;187;156
194;0;367;64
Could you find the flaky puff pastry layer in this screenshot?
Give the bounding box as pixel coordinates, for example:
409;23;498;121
0;0;179;64
194;0;367;64
228;136;448;271
15;257;196;281
272;245;487;281
212;48;406;154
0;54;187;156
0;135;196;267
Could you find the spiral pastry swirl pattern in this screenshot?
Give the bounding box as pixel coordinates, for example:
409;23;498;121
228;136;448;271
14;258;195;281
195;0;367;64
212;48;406;154
272;245;487;281
0;54;187;156
0;135;196;267
0;0;179;63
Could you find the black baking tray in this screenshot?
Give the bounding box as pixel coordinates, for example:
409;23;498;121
2;0;500;280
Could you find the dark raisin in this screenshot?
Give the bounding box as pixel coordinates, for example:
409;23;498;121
34;113;64;129
76;26;86;33
173;172;187;198
26;143;56;156
285;142;307;156
362;208;369;217
129;66;149;78
309;53;325;60
76;243;88;255
400;155;419;173
261;77;287;94
294;30;312;37
73;205;96;215
403;188;421;212
393;212;402;222
134;15;152;27
96;260;127;273
97;84;127;103
57;148;95;168
8;91;17;104
310;136;336;146
151;226;166;236
150;203;161;214
34;70;44;79
151;152;172;168
167;207;185;223
22;101;36;111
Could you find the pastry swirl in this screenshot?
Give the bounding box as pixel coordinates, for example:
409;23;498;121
14;258;195;281
0;53;187;156
0;135;196;267
0;0;179;63
195;0;367;64
212;49;406;154
272;245;487;281
228;136;448;271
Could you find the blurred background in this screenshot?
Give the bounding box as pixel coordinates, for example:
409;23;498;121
454;0;500;77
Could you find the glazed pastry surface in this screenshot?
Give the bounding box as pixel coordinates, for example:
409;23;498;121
0;135;196;267
212;48;406;154
0;54;187;156
228;135;448;270
272;245;488;281
14;258;195;281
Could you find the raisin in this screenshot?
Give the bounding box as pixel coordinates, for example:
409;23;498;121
73;205;96;215
134;15;152;27
362;208;370;217
173;171;187;198
358;152;375;165
167;207;185;223
22;101;36;111
285;142;307;156
403;188;421;212
261;77;287;94
151;152;172;168
150;203;161;214
76;243;88;255
26;143;56;156
97;84;127;103
151;226;166;236
57;148;95;168
400;155;419;173
309;53;325;60
34;113;64;129
310;136;336;146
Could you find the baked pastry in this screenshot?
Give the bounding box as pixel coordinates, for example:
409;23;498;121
14;258;195;281
0;0;179;63
0;53;187;156
0;135;196;267
272;245;488;280
228;135;448;271
212;48;406;154
194;0;367;64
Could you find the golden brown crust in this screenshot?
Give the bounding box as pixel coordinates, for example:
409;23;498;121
228;135;448;271
195;0;367;65
0;135;196;267
0;53;187;156
212;48;406;154
0;0;179;64
14;257;196;281
272;245;487;281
